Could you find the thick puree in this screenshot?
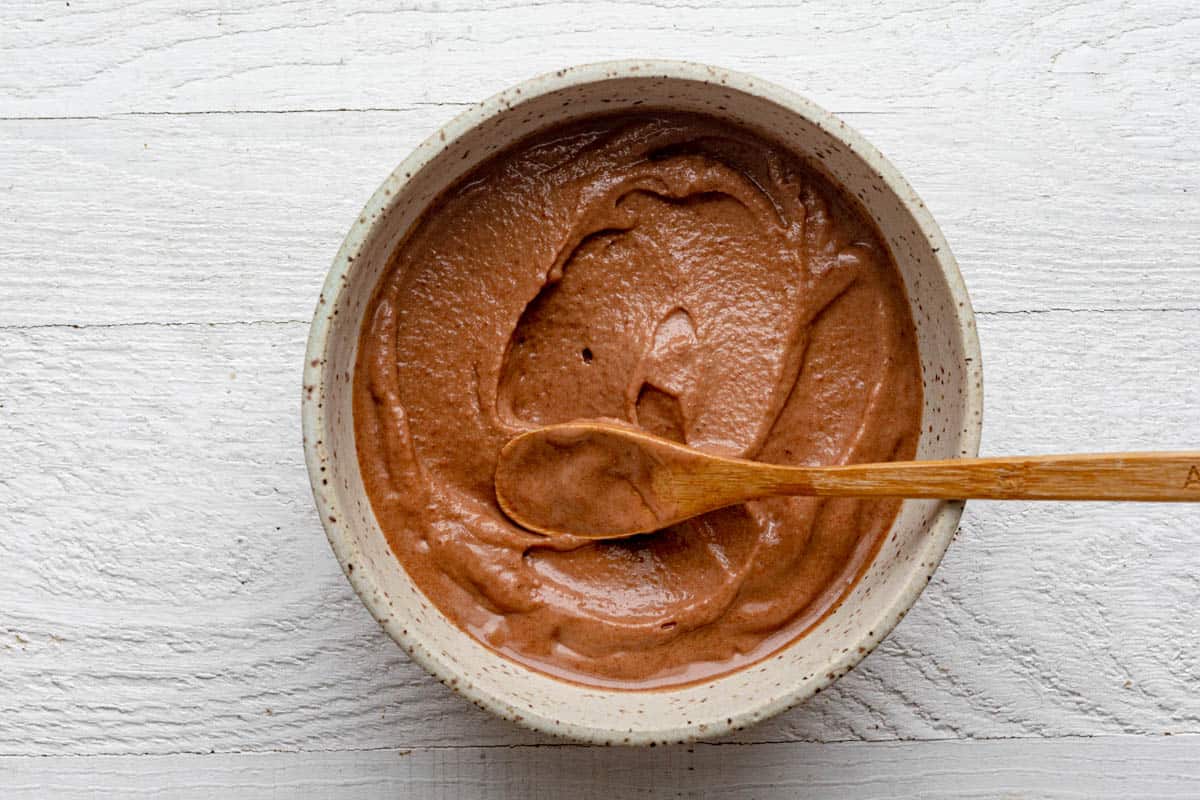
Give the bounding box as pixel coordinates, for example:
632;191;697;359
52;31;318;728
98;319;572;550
353;112;923;688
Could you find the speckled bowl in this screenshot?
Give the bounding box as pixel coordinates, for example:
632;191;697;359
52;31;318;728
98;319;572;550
303;60;983;745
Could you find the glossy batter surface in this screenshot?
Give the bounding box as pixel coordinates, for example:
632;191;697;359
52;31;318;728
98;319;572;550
354;113;923;688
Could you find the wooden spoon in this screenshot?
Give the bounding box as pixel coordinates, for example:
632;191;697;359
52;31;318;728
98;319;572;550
495;420;1200;539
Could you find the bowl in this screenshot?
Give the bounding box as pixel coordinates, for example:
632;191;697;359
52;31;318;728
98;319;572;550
302;60;983;745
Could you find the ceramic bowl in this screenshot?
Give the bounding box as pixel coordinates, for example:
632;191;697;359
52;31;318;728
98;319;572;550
302;60;983;745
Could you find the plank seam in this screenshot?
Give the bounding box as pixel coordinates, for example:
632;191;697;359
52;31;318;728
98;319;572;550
0;104;473;123
1;732;1195;760
0;106;938;123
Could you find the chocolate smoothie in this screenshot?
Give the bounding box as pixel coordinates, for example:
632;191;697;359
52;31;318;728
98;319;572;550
353;112;923;689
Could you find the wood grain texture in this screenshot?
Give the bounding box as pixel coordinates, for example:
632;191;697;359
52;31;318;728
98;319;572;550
2;107;1197;328
5;736;1200;799
2;310;1197;757
5;0;1200;793
3;1;1200;325
3;0;1197;119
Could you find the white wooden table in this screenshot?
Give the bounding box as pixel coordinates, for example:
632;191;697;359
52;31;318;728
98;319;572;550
4;2;1199;796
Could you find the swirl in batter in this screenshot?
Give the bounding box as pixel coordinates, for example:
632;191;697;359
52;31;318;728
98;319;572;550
353;113;923;688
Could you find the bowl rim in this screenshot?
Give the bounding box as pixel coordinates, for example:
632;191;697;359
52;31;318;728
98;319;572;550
302;58;984;745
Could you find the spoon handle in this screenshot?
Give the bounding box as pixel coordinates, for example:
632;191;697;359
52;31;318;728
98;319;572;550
763;452;1200;502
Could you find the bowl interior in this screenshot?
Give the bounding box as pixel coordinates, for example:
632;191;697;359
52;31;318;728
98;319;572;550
303;62;982;745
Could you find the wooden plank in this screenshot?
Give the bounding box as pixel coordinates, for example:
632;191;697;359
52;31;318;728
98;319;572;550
2;100;1198;328
4;736;1200;798
1;309;1197;755
3;0;1196;118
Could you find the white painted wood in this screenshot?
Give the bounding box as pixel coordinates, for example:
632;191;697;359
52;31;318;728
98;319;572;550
3;84;1199;325
5;736;1200;799
5;0;1200;793
3;0;1200;325
2;311;1197;758
3;0;1197;120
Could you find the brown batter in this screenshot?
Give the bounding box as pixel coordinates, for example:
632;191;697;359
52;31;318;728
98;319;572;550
353;112;923;689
